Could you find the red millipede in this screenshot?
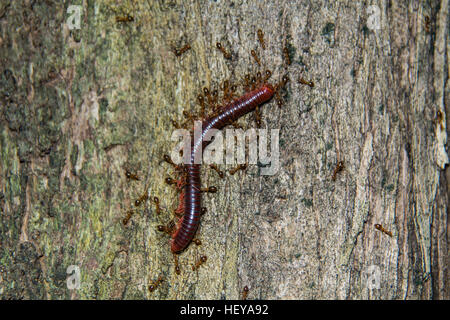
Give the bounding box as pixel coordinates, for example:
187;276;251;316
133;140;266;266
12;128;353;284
171;84;275;253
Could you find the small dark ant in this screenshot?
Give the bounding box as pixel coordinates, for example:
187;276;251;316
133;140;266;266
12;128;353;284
257;29;265;50
157;221;175;236
173;254;181;275
250;49;261;66
216;42;231;59
134;191;149;207
283;47;291;65
209;164;224;178
122;210;134;225
242;286;249;300
331;161;345;181
298;77;314;88
152;197;161;215
173;43;191;57
125;169;139;181
148;275;163;292
374;224;393;237
115;14;134;23
201;186;217;193
192;255;207;271
229;163;247;175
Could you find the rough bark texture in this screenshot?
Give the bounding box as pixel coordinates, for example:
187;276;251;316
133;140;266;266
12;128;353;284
0;0;448;300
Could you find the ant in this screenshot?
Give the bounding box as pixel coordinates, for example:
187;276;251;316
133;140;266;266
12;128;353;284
201;186;217;193
257;29;265;50
148;275;164;292
283;47;291;65
374;224;393;237
115;14;134;23
134;191;149;207
331;161;345;181
250;49;261;66
125;169;139;181
122;210;134;225
152;197;161;215
298;77;315;88
216;42;232;59
157;221;175;236
192;255;207;271
173;254;181;275
229;163;247;175
173;43;191;57
209;164;224;178
242;286;249;300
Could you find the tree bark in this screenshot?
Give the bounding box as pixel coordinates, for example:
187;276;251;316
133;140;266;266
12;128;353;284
0;0;448;299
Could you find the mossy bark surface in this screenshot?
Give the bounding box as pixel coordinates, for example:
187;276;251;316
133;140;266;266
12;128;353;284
0;0;448;299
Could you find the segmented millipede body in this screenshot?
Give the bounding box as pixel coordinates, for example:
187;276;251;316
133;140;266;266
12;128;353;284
171;84;275;253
